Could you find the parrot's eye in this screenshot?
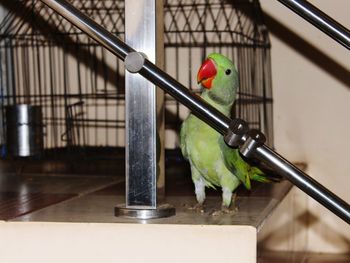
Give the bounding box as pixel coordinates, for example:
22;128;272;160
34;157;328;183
225;69;231;75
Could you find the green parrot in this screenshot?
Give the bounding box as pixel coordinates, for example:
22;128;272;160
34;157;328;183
180;53;270;210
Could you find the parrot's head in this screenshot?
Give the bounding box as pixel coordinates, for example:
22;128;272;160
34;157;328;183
197;53;238;105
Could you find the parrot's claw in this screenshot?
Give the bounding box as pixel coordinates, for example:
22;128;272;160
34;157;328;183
222;205;238;214
209;205;238;217
187;203;205;214
209;209;223;217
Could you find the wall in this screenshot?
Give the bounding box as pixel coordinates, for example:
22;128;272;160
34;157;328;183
260;0;350;253
0;222;257;263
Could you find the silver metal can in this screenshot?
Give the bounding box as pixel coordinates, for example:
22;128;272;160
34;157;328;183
6;104;43;157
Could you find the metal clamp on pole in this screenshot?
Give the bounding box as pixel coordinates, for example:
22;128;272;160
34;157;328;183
240;129;266;159
224;118;249;148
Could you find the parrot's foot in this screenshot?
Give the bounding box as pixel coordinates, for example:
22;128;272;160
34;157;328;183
209;206;237;217
210;193;238;216
187;203;205;214
209;210;223;217
222;205;238;214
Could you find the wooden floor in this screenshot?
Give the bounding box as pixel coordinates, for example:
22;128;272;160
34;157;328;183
0;161;123;221
0;191;76;220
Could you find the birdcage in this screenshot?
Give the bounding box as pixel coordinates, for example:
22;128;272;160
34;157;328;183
0;0;126;161
0;0;273;165
163;0;273;148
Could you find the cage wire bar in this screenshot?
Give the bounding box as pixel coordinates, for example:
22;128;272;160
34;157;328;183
0;0;273;161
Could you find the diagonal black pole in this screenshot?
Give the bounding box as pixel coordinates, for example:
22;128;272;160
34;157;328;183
38;0;350;224
277;0;350;50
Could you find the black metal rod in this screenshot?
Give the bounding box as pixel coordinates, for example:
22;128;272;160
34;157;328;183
256;146;350;223
277;0;350;50
39;0;350;224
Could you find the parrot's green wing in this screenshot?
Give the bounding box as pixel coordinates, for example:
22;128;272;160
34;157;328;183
219;137;272;190
180;119;188;160
219;137;251;189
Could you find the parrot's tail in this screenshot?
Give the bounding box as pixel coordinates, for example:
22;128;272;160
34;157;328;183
249;167;275;183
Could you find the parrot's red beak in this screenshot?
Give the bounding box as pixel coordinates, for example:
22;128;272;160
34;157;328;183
197;58;217;89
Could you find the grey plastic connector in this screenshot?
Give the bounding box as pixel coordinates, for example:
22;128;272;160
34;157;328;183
125;52;147;73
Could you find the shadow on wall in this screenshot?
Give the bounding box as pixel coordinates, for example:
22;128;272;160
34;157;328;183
263;12;350;90
259;209;350;252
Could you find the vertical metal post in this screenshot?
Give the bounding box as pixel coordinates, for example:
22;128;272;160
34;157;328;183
115;0;174;219
124;0;158;209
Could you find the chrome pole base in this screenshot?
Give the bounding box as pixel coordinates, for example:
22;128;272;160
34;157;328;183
115;204;175;220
